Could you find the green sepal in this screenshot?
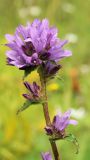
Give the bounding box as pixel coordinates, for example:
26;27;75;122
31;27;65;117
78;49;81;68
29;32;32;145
64;133;79;154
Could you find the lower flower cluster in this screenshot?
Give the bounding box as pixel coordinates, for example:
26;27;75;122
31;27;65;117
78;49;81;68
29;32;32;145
45;110;78;139
41;110;78;160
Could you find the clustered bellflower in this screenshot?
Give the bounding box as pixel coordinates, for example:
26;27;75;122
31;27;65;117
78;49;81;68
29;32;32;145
5;19;78;160
5;19;72;77
45;110;78;138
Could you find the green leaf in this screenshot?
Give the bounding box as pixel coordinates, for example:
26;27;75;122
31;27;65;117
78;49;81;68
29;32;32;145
56;75;64;82
16;99;44;115
16;100;32;115
64;134;79;154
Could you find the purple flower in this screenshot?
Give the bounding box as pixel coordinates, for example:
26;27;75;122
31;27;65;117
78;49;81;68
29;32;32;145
23;81;41;101
43;61;61;78
45;110;78;138
5;19;72;70
41;152;52;160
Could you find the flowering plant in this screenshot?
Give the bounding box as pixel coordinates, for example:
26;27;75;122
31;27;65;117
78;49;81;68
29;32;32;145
5;19;79;160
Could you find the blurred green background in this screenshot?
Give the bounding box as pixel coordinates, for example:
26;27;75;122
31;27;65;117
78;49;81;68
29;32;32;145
0;0;90;159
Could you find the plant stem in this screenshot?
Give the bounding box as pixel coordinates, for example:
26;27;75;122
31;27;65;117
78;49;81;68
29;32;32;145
41;77;51;126
39;69;60;160
50;139;60;160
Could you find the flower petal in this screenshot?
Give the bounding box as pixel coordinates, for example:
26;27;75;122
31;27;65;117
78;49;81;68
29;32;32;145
5;34;14;42
41;152;52;160
69;119;78;125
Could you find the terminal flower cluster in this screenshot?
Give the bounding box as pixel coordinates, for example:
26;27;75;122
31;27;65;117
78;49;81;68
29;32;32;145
5;19;71;77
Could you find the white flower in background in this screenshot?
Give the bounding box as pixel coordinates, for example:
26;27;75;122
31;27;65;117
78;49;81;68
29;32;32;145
18;8;29;18
62;2;76;14
80;65;90;74
71;107;86;119
18;6;41;18
55;107;62;116
29;6;42;16
65;33;78;43
55;107;86;119
25;0;33;5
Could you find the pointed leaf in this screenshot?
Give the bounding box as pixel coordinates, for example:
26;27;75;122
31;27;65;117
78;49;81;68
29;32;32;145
56;75;64;82
16;100;32;115
16;99;44;115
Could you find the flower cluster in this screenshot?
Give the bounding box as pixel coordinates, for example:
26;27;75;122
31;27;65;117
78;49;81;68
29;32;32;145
45;110;78;138
42;61;61;78
41;152;52;160
23;81;41;102
5;19;72;77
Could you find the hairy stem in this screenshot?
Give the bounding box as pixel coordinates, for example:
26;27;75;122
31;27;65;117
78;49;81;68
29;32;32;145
39;68;60;160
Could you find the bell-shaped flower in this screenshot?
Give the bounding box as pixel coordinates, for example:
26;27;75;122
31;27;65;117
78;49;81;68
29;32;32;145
23;81;41;102
45;110;78;138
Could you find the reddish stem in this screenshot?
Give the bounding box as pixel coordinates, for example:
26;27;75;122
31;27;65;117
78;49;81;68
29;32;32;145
39;68;60;160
